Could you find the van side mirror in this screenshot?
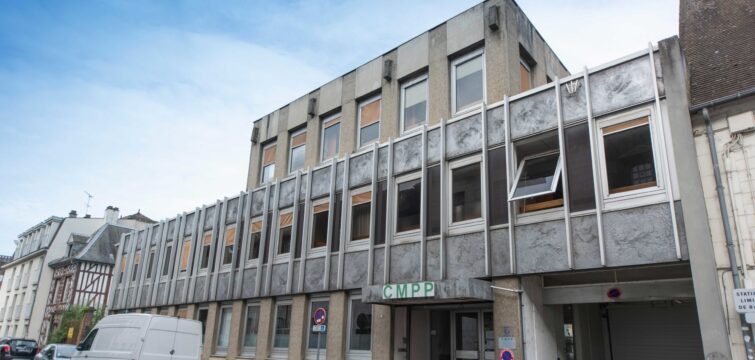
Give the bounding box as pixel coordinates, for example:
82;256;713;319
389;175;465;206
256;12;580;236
75;344;84;352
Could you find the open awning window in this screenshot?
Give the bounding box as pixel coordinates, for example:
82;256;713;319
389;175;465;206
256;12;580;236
509;152;562;201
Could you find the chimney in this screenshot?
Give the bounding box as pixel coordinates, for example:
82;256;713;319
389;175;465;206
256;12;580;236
105;206;120;225
69;210;77;218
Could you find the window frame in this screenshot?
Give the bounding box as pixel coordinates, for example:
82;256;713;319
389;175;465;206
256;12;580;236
272;300;293;356
246;217;263;266
400;74;429;134
508;150;563;201
198;232;212;272
356;95;382;149
451;48;486;115
214;305;233;355
393;171;423;243
320;113;341;162
275;209;294;261
160;242;173;278
221;225;236;268
519;59;533;92
346;294;372;356
288;128;307;174
260;143;277;185
144;247;156;280
347;186;372;251
446;155;485;234
308;198;330;256
240;302;261;355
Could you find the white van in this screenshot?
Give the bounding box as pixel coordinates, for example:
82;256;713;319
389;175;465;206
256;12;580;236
72;314;202;360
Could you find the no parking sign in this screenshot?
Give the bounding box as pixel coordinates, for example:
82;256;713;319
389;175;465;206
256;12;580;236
500;349;514;360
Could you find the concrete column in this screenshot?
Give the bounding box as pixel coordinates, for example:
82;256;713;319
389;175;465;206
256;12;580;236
275;106;290;179
202;303;219;360
572;304;606;360
255;298;275;360
484;0;508;104
186;304;197;320
493;278;523;359
287;295;308;360
166;306;176;317
340;72;357;156
428;23;450;125
371;304;392;360
380;50;399;142
520;276;561;359
305;112;321;169
150;308;159;315
225;301;244;359
246;129;261;190
326;291;347;359
502;0;523;96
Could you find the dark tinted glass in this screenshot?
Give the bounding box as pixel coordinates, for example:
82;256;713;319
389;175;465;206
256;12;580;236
564;123;596;211
349;299;372;351
312;211;328;248
331;193;342;252
426;166;441;235
295;204;305;258
604;124;656;193
488;147;508;225
200;245;210;269
145;251;155;279
263;213;272;264
223;244;233;265
359;123;379;147
351;203;371;241
374;181;387;245
249;232;261;260
162;245;172;276
451;163;482;222
396;179;421;232
278;227;291;255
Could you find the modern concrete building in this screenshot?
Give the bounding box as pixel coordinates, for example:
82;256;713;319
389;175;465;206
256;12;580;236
109;1;725;359
0;207;152;341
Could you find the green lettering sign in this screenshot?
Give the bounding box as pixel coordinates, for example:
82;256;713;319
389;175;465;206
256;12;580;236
381;281;436;299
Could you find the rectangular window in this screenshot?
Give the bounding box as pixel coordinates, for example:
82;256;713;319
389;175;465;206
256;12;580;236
248;220;262;260
451;162;482;223
273;304;292;349
602;116;657;194
488;147;509;225
565;123;596;211
179;239;191;272
519;61;531;92
162;244;172;276
222;227;235;265
215;306;232;352
311;202;329;249
289;130;306;173
426;166;441;236
401;75;428;133
331;193;342;252
145;248;156;279
452;49;484;114
119;255;127;283
510;152;564;213
294;204;305;258
196;308;209;338
199;233;212;269
358;96;381;147
374;181;387;245
396;177;421;233
278;211;293;255
264;212;272;264
260;144;276;184
350;191;372;242
307;300;329;349
348;298;372;351
242;305;260;350
321;114;341;161
131;251;141;281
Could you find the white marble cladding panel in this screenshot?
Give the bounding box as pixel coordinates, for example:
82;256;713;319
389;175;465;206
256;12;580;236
390;242;421;283
174;280;185;303
226;198;240;224
446;113;483;158
304;257;326;292
446;3;484;55
241;269;257;298
184;213;196;235
319;78;343;115
139;286;149;306
349;152;374;188
267;110;279;139
589;56;655;117
603;203;677;267
299;174;308;201
515;219;569;273
113;290;120;307
356;57;383;98
291;261;301;291
373;247;385;286
268;184;276;205
167;221;177;239
427;239;441;281
329;254;338;289
127;288;135;305
397;33;429;79
490;228;511;276
571;215;601;269
377;146;389;179
251;190;266;216
194;277;205;301
216;273;230;300
288;95;309;131
311;167;332;199
336;161;344;191
343;251;369;289
156;285;166;306
151;225;161;244
269;264;288;296
393;135;423;175
279;179;296;208
510;88;557;139
446;232;486;279
674;201;689;260
487;105;506;146
427;128;441;164
516;7;534;53
561;80;587;123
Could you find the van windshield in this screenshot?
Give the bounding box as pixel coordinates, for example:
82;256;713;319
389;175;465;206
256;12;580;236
11;340;37;349
56;346;76;358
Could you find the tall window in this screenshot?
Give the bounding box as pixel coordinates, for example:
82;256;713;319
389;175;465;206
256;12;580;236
307;300;329;350
199;232;212;269
565;123;596;211
248;220;262;261
396;176;421;233
131;251;141;281
260;144;276;184
215;306;232;353
451;162;482;223
119;256;127;283
358;96;381;148
278;211;293;255
601;116;657;195
510;151;563;213
374;181;387;245
222;227;235;265
488;147;509;225
348;297;372;352
350;190;372;243
242;304;260;352
179;239;191;272
145;248;156;279
321;114;341;161
273;304;292;349
162;243;172;276
519;60;532;92
289;130;306;173
311;201;329;249
452;49;485;114
401;75;428;133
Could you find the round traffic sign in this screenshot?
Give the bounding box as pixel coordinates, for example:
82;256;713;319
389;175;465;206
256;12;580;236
313;307;327;325
500;349;514;360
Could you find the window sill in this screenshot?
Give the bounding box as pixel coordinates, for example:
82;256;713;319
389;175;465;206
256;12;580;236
602;187;667;212
393;230;421;244
273;256;290;265
515;206;565;225
346;239;370;252
448;218;484;236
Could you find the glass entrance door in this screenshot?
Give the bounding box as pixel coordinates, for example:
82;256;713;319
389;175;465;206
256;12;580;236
452;311;494;360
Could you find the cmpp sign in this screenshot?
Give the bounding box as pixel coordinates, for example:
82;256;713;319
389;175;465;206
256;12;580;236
383;281;435;300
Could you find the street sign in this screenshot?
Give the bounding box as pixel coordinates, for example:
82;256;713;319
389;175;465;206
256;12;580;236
498;337;516;349
500;349;514;360
382;281;435;300
312;325;327;333
313;307;327;325
733;289;755;313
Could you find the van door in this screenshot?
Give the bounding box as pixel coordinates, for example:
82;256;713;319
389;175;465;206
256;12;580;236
140;317;178;360
171;319;202;360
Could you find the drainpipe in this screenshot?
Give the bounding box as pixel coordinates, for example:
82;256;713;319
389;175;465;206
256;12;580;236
703;107;755;358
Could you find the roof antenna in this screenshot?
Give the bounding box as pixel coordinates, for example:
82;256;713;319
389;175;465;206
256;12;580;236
84;191;94;217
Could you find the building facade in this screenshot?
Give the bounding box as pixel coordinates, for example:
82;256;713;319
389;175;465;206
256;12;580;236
108;1;729;360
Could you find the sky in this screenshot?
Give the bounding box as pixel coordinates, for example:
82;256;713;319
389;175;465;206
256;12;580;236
0;0;678;256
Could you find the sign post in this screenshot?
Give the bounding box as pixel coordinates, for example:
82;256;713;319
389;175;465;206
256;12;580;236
312;307;327;360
